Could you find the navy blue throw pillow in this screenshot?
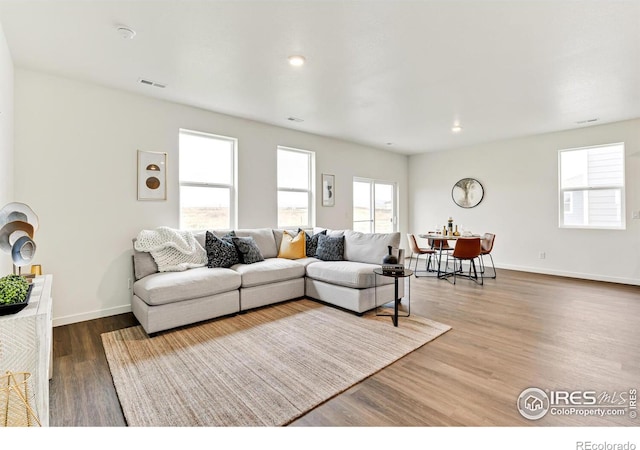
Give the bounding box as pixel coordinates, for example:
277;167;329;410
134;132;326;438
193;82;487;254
232;236;265;264
315;234;344;261
300;228;327;258
205;231;239;268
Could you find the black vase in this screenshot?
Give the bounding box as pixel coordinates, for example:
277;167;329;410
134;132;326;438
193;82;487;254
382;245;398;265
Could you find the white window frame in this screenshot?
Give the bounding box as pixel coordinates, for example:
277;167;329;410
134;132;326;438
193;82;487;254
277;146;315;229
353;177;398;233
558;142;625;230
179;128;237;230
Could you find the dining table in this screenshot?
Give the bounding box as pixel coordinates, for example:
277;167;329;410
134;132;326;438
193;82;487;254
418;233;481;279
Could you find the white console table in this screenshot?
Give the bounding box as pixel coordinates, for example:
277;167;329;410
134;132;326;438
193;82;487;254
0;274;53;426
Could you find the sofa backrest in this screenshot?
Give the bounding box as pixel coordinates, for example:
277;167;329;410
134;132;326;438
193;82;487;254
343;230;401;265
132;228;402;281
235;228;278;258
314;227;345;238
207;228;399;263
196;228;278;259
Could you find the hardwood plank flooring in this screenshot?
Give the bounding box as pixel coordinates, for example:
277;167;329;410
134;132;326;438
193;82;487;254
50;312;137;426
49;268;640;426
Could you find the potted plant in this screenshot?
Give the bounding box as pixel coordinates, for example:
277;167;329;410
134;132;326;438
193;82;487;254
0;274;32;315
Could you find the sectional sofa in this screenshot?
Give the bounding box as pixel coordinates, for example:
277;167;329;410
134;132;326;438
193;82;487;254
131;228;403;334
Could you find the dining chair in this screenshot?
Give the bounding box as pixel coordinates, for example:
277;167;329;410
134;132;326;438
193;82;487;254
450;237;483;285
427;235;454;275
406;234;437;276
479;233;496;279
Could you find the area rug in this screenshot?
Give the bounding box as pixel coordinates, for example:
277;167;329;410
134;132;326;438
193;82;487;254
101;299;451;426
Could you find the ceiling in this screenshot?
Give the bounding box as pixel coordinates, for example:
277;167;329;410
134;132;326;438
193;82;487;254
1;1;639;155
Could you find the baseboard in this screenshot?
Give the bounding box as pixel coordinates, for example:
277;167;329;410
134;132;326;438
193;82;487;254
53;304;132;327
497;263;640;286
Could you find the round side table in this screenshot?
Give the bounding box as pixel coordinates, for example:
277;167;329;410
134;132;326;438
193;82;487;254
373;268;412;327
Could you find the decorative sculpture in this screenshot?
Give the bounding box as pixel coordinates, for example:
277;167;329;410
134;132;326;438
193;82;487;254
0;203;39;275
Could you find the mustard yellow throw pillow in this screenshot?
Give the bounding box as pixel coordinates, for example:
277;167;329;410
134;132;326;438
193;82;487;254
278;230;306;259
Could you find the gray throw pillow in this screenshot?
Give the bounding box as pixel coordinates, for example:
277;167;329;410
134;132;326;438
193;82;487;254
232;236;265;264
133;250;158;280
315;234;344;261
206;231;239;268
300;228;326;257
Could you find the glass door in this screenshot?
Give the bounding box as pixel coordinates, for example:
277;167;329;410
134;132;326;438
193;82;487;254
374;182;395;233
353;178;397;233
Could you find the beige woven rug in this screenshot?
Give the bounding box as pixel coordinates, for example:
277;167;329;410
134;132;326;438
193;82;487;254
102;299;451;427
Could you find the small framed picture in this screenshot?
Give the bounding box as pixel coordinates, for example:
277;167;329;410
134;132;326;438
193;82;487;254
137;150;167;201
322;174;335;207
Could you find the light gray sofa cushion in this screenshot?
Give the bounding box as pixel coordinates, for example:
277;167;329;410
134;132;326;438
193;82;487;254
344;230;401;265
132;238;158;280
305;261;394;289
232;258;306;288
133;249;158;280
194;231;206;249
133;267;241;306
314;228;345;238
234;228;278;258
295;257;321;267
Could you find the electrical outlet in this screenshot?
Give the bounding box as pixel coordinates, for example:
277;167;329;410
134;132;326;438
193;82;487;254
539;252;546;260
632;211;640;220
127;278;132;290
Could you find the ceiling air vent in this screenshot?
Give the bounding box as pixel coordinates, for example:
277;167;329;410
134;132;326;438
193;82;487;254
575;118;598;124
287;117;304;122
138;78;166;89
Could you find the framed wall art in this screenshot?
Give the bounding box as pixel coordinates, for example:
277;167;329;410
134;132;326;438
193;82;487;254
452;178;484;208
137;150;167;201
322;174;335;207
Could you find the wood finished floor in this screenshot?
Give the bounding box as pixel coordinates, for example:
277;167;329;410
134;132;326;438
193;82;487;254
49;268;640;426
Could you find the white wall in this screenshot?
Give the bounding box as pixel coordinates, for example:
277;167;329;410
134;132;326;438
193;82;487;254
0;20;14;275
14;69;409;326
409;119;640;285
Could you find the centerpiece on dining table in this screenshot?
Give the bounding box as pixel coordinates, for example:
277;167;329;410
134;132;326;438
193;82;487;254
442;217;461;237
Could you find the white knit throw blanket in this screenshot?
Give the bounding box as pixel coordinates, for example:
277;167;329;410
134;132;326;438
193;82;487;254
134;227;206;272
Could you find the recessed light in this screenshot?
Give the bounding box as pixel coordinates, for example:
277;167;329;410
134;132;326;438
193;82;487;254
116;26;136;40
451;125;463;133
386;142;393;146
288;55;306;67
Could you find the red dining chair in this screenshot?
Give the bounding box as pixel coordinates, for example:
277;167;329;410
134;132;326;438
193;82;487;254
450;237;483;285
479;233;496;279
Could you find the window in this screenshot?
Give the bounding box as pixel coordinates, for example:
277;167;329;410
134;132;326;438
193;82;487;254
179;129;236;230
277;147;314;228
559;143;625;229
563;192;573;214
353;178;397;233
